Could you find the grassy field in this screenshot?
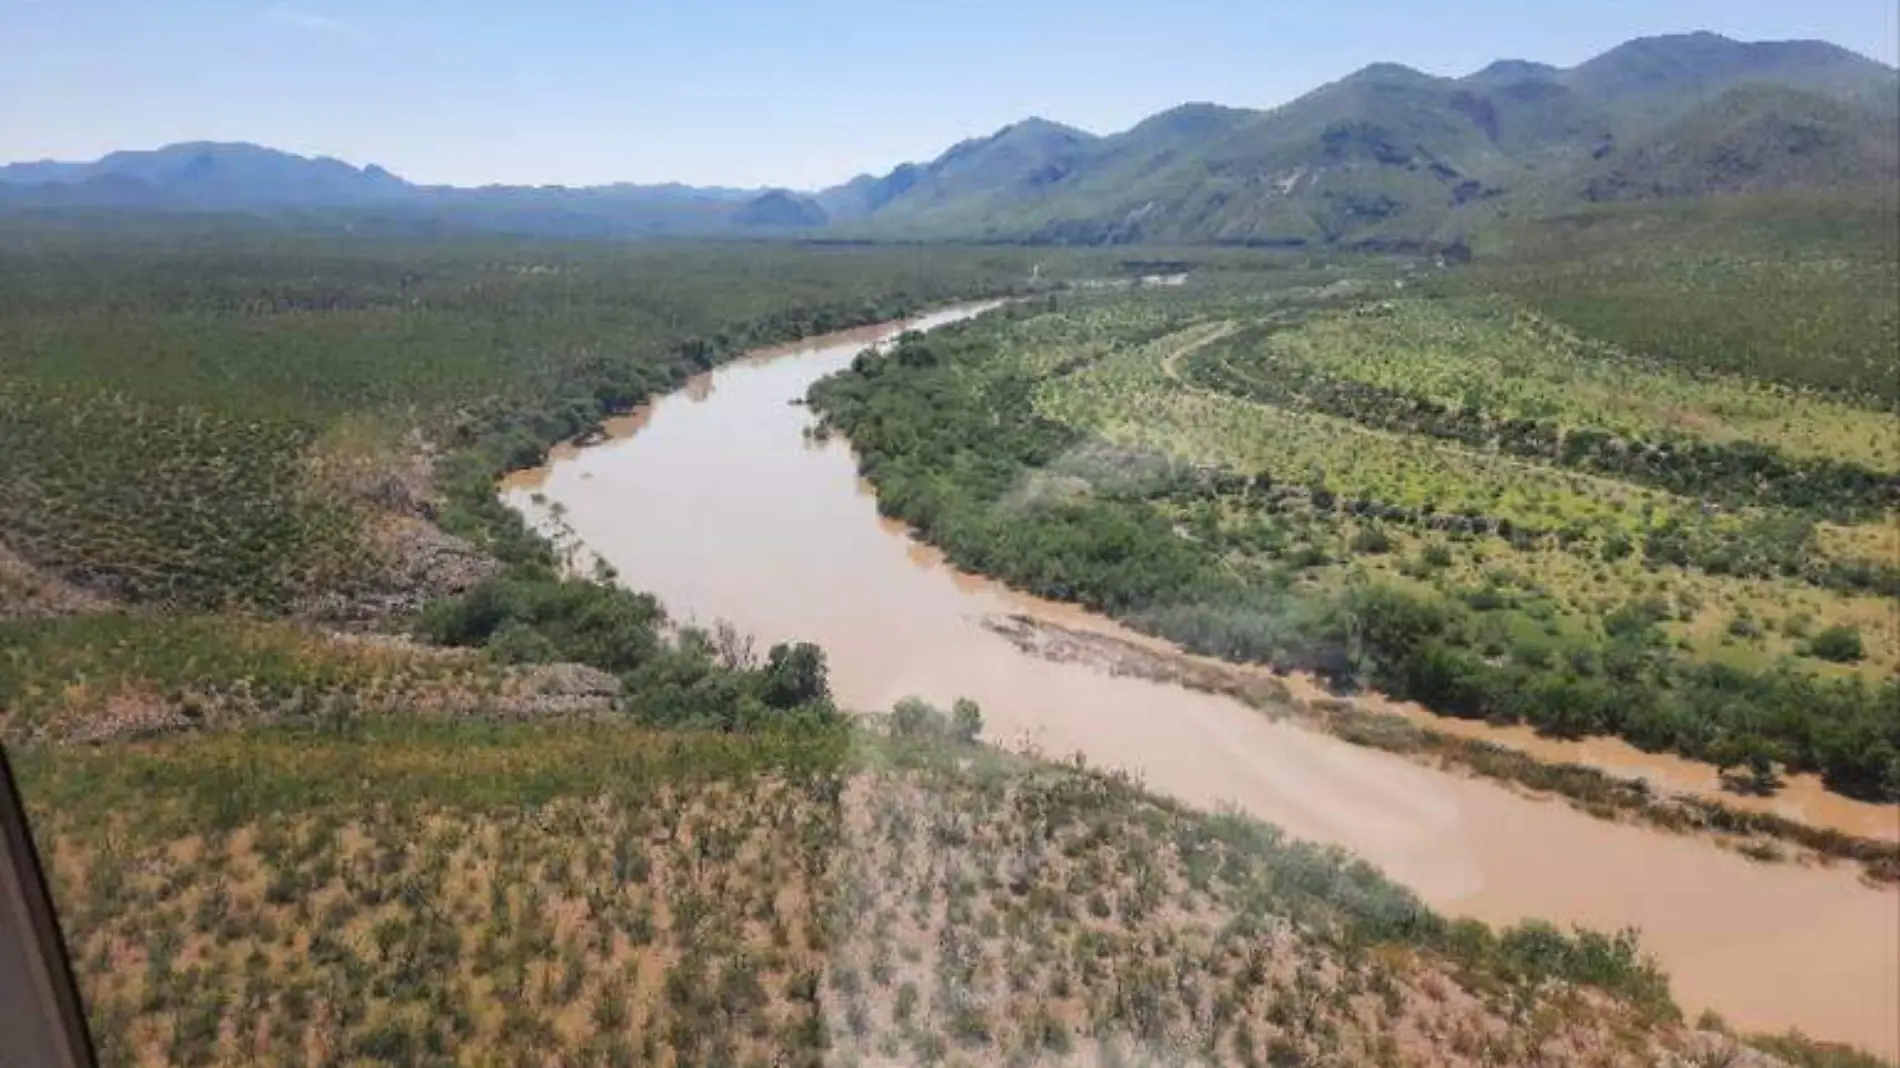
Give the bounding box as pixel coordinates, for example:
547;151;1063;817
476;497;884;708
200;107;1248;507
811;239;1900;802
24;717;1783;1068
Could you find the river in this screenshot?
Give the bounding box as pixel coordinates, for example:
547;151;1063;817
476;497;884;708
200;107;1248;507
503;304;1900;1055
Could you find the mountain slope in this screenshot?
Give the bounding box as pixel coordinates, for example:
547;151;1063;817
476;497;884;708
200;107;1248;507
733;188;829;227
5;31;1895;246
822;31;1898;247
819;117;1099;228
845;62;1567;246
1576;84;1900;201
1564;31;1900;116
1135;63;1518;244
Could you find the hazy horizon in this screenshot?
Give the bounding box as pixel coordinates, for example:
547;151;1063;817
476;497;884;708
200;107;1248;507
4;0;1895;190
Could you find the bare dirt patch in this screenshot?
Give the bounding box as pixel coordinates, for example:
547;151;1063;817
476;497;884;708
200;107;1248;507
0;539;113;620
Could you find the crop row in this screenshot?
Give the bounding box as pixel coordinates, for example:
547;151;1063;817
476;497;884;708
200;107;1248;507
1256;298;1900;471
1189;322;1900;521
812;291;1900;800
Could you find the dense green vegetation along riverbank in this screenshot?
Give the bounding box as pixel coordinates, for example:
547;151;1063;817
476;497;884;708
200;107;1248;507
0;231;1123;748
810;206;1900;806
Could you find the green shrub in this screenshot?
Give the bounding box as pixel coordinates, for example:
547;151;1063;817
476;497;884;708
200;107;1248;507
950;699;984;744
890;698;949;740
1807;625;1866;663
417;577;665;674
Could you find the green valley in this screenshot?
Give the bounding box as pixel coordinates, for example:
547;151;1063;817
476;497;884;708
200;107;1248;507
2;19;1897;1068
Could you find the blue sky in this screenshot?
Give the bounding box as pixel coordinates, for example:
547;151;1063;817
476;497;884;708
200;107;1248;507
3;0;1895;189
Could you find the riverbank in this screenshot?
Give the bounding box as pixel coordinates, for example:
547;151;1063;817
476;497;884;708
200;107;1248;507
811;290;1900;808
981;610;1900;881
508;303;1900;875
498;303;1900;1054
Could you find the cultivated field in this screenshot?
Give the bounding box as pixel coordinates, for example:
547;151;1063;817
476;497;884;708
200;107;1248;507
812;257;1900;803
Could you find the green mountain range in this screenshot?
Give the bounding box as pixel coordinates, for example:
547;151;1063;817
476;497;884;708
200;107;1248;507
3;32;1892;245
810;31;1897;247
1570;83;1900;202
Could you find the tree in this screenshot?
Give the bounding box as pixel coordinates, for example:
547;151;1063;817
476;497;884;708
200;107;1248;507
950;698;984;744
1349;524;1392;555
487;620;560;665
1345;584;1451;688
1740;740;1781;796
760;642;829;709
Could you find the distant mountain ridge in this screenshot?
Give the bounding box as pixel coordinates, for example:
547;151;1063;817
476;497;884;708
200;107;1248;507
0;142;777;236
811;31;1897;246
4;31;1894;244
0;142;410;206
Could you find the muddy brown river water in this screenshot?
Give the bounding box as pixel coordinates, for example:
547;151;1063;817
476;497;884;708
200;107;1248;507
504;305;1900;1055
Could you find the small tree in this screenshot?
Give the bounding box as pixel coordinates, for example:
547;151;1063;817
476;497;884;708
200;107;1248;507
950;699;984;744
760;642;829;708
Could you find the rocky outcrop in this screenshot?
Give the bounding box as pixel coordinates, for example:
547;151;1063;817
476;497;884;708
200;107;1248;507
492;662;621;718
0;540;112;621
296;517;501;624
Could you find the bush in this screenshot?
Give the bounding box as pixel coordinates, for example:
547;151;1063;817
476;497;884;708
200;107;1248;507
950;699;984;744
890;697;949;740
416;576;665;674
888;696;985;744
1807;625;1865;663
487;621;561;665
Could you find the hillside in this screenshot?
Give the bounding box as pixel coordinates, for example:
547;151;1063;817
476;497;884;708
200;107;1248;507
811;276;1900;801
4;33;1892;246
817;118;1101;227
1467;194;1900;398
1574;84;1900;201
25;716;1806;1067
822;32;1898;247
1564;32;1900;117
0;234;1081;620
